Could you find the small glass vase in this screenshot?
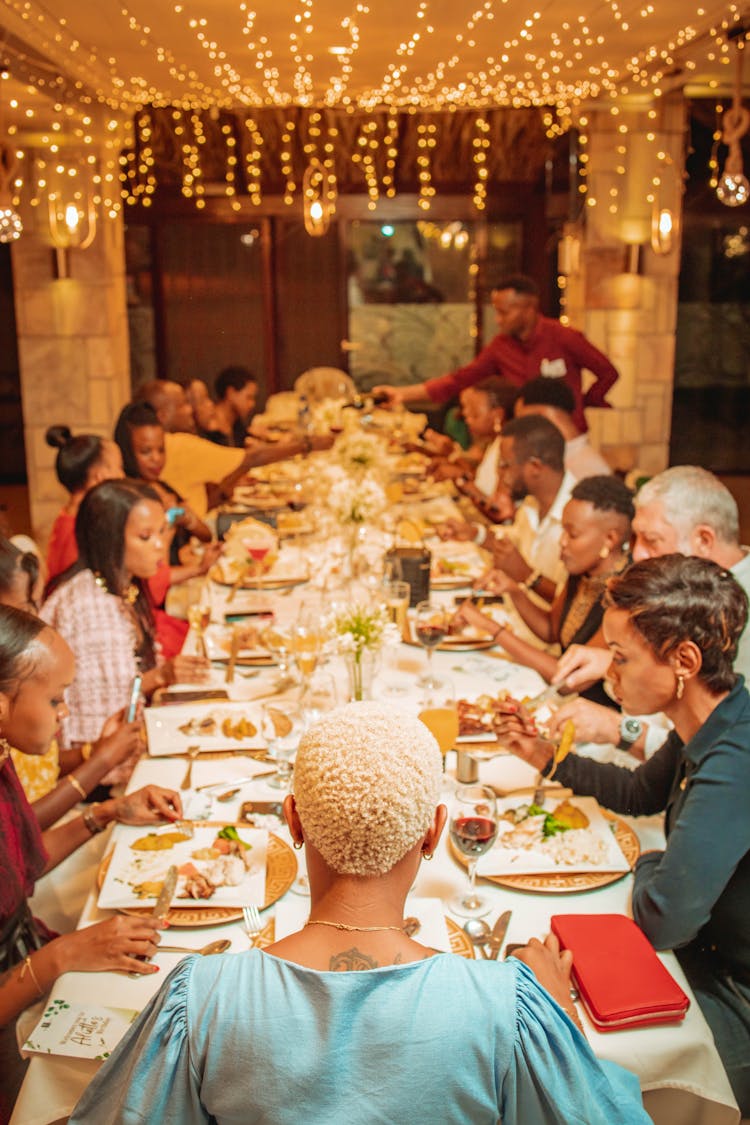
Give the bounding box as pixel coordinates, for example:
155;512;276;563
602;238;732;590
345;648;379;702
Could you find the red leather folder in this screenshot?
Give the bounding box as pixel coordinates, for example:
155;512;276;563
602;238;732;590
550;913;690;1032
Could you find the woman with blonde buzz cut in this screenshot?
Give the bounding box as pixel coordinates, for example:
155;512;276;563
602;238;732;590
71;704;650;1125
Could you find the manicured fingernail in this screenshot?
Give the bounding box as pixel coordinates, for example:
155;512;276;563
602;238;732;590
151;964;160;972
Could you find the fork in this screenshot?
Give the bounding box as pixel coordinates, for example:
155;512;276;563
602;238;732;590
180;746;201;790
242;904;264;946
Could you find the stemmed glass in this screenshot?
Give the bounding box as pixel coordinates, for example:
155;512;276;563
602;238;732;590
262;703;304;790
414;600;448;688
262;621;295;690
247;544;270;607
300;670;338;726
292;614;321;685
187;602;211;659
448;784;499;918
418;680;459;777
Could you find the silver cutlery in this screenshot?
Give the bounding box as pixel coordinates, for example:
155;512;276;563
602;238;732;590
242;904;264;946
463;917;492;958
180;745;201;790
156;939;231;956
487;910;512;960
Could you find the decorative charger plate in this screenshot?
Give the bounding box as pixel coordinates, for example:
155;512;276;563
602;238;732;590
211;566;308;591
99;833;297;927
406;636;497;653
449;812;640;894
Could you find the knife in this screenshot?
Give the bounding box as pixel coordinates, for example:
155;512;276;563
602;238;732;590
131;865;178;973
487;909;512;960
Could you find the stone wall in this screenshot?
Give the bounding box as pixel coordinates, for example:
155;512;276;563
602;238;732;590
11;210;130;549
565;93;686;477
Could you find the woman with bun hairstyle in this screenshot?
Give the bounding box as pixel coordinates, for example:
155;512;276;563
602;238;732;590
45;426;124;583
41;480;209;786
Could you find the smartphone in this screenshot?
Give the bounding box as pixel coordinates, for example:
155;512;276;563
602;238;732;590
165;506;186;526
126;674;142;722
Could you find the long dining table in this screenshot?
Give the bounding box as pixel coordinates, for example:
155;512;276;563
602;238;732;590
11;476;743;1125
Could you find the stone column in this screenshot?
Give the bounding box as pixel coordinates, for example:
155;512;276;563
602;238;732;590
11;209;130;548
563;92;687;477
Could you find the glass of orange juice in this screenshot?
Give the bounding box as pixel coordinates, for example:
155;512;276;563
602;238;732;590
418;680;459;775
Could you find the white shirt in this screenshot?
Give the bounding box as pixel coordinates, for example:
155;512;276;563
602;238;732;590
508;470;576;592
565;434;612;481
474;437;500;497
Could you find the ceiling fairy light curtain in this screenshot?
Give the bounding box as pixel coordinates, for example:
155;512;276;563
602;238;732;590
119;105;553;209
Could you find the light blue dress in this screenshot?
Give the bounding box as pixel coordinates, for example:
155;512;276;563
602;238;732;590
71;952;649;1124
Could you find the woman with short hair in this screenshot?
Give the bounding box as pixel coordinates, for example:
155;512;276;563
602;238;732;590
496;555;750;1113
71;703;649;1124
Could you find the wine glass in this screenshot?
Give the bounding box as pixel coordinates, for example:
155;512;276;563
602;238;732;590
448;784;498;918
187;602;211;659
418;680;459;776
247;544;270;607
384;580;410;642
414;600;448;688
291;617;321;684
262;703;304;790
261;622;294;690
300;670;338;726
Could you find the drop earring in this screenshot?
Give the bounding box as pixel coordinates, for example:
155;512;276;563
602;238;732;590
676;674;685;701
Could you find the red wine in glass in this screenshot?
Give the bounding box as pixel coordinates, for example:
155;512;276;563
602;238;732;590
415;622;446;648
449;815;498;858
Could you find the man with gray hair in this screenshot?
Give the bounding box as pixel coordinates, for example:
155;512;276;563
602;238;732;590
548;465;750;759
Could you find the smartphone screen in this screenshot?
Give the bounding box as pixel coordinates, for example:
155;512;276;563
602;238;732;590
126;674;143;722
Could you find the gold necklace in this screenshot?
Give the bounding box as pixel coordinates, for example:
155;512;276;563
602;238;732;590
94;573;139;605
305;919;404;933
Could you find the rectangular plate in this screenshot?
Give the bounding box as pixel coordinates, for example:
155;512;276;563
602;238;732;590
97;823;268;910
145;700;267;756
476;796;631;877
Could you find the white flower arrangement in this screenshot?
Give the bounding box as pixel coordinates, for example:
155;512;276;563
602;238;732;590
332;429;384;475
327;474;386;525
325;602;399;657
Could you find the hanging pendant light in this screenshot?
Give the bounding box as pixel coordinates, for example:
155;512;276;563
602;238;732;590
303;158;337;237
717;39;750;208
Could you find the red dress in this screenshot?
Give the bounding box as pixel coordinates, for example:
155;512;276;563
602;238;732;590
46;509;77;582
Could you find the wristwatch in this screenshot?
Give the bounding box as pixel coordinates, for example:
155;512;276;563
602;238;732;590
617;716;643;750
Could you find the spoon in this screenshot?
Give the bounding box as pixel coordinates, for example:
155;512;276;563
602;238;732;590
463;918;491;959
156;939;231;956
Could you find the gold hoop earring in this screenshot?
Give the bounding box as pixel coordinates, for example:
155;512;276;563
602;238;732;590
293;839;304;851
676;674;685;701
421;850;433;861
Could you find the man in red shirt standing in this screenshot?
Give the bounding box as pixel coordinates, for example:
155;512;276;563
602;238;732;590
374;274;618;432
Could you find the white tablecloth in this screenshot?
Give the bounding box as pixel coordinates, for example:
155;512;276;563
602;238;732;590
11;574;741;1125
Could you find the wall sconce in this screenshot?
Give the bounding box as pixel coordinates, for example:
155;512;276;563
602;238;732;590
303;158;336;237
48;192;97;278
651;205;675;254
717;38;750;208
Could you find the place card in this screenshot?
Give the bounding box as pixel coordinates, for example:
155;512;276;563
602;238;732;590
23;999;139;1060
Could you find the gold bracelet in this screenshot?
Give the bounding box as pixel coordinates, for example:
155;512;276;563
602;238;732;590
19;955;43;998
82;802;106;835
66;773;87;800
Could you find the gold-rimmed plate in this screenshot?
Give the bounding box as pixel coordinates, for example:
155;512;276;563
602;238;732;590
449;811;640;894
405;636;497;653
211;567;308;591
98;833;297;927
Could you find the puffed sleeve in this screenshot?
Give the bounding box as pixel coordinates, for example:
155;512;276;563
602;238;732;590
501;961;650;1125
69;959;208;1125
